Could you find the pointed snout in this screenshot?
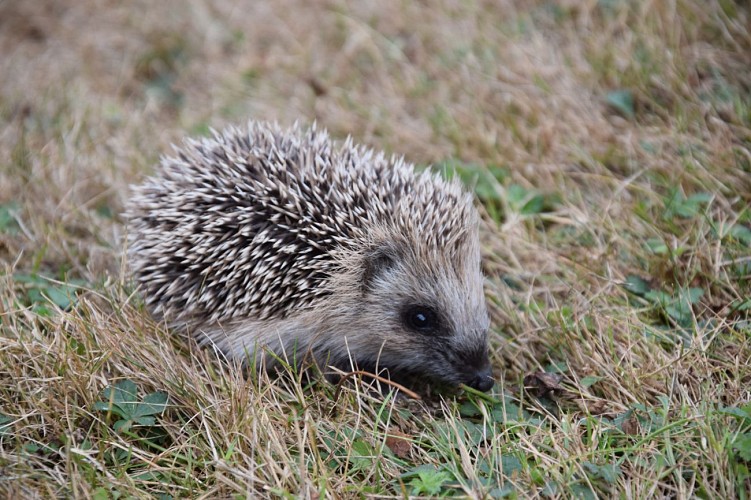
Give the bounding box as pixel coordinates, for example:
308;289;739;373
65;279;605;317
465;367;495;392
455;343;494;392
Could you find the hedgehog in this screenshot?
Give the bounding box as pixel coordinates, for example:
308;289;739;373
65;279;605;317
126;121;494;392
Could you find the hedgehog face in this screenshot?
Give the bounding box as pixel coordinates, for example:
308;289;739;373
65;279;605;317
322;231;493;392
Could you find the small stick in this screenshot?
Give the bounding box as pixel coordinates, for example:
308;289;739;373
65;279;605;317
333;370;422;402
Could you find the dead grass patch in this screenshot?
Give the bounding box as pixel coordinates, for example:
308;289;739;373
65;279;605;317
2;0;750;497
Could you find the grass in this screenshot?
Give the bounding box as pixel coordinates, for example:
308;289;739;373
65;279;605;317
1;0;750;497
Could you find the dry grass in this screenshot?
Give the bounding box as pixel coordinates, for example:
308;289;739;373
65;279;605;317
1;0;750;497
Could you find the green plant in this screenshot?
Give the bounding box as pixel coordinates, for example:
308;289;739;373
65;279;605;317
94;380;168;432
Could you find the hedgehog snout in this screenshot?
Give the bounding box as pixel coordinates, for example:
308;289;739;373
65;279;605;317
452;341;493;391
465;367;495;392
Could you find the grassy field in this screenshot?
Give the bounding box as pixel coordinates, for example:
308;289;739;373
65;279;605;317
1;0;750;497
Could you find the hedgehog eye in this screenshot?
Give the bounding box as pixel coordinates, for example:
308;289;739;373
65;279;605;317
403;306;439;332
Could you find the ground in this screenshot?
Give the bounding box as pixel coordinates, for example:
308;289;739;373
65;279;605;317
1;0;750;498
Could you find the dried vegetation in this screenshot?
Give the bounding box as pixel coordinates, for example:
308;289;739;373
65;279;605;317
1;0;750;497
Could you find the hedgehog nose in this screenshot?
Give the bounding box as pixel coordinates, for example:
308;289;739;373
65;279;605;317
467;368;494;392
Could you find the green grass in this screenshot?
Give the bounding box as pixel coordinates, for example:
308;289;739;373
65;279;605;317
1;0;750;497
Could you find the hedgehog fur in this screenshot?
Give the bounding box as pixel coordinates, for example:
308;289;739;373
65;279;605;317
126;121;493;391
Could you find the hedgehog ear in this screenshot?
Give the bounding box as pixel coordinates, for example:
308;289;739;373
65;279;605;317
362;245;398;292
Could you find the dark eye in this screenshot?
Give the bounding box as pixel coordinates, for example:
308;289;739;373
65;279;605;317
403;306;439;332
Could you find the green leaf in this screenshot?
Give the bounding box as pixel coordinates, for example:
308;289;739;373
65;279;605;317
623;275;650;296
583;461;622;484
133;470;164;481
102;380;140;417
132;391;168;418
42;284;75;309
488;485;516;498
473;171;503;202
685;287;704;304
645;238;668;254
113;419;134;433
97;380;140;422
346;454;373;473
719;406;751;424
409;468;452;496
95;381;167;432
501;454;522;474
665;304;689;323
95;204;114;219
93;402;129;420
0;413;13;436
12;273;84;311
27;288;46;304
134;416;156;427
729;225;751;246
91;487;109;500
400;464;438;480
506;184;528;209
0;202;20;234
644;290;671;306
521;194;546;215
580;376;603;388
665;288;703;324
438;161;507;203
350;438;372;457
663;190;712;219
605;89;635;118
732;433;751;462
32;305;53;317
12;273;43;285
684;192;712;207
459;401;482;418
570;483;597;500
